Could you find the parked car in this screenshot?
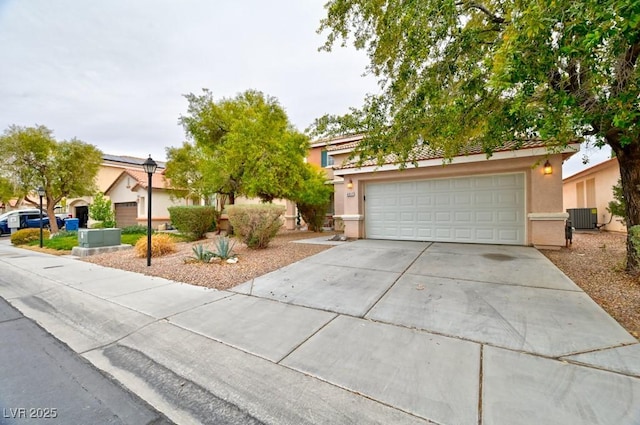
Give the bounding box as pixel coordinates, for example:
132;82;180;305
0;209;66;235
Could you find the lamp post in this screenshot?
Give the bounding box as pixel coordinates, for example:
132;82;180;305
37;186;45;248
142;156;158;266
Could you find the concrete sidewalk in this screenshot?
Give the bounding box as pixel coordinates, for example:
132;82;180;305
0;238;639;424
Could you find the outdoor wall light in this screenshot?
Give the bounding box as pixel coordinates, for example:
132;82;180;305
543;160;553;175
347;179;354;190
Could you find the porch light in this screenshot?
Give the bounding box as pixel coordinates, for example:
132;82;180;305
347;179;353;190
543;160;553;175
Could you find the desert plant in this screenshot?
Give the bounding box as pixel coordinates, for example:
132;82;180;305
89;192;116;228
212;236;236;260
134;233;177;258
11;228;50;246
190;243;215;263
168;206;219;240
226;204;284;249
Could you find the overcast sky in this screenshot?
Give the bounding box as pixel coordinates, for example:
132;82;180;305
0;0;611;176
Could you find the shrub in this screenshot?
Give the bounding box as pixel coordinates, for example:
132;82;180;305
134;233;177;258
121;225;148;234
297;204;329;232
212;236;236;260
190;244;215;263
89;192;116;228
168;206;219;240
226;204;285;249
51;230;78;239
11;228;51;246
293;164;333;232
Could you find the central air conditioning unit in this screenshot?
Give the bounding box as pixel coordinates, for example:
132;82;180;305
567;208;598;230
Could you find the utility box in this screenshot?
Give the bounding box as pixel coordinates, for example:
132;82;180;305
78;228;122;248
8;214;19;234
567;208;598;230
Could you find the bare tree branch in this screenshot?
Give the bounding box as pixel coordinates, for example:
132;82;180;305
456;1;506;24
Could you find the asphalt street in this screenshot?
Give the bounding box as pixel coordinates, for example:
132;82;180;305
0;296;172;425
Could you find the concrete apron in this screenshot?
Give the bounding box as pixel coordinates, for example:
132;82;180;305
0;239;639;425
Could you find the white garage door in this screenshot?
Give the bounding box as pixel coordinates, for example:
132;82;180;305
365;173;525;245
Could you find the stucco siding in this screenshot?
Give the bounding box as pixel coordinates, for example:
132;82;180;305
563;158;625;232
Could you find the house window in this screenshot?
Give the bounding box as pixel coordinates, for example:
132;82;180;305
321;150;334;167
586;178;596;207
139;197;145;216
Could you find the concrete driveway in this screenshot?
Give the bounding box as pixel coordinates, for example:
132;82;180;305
1;238;639;424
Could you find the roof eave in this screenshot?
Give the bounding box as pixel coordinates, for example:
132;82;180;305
334;143;581;176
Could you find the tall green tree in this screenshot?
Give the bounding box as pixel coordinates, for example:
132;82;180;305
293;164;334;232
313;1;640;274
173;89;309;204
0;176;17;208
0;125;103;233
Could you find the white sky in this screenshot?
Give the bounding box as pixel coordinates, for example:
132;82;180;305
0;0;611;176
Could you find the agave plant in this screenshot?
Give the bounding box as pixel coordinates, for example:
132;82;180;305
191;243;214;263
212;236;236;260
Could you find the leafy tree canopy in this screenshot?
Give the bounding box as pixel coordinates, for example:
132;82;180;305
314;0;640;273
171;89;309;203
0;125;103;232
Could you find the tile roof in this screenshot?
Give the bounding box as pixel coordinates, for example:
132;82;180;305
123;169;169;190
102;154;166;169
334;139;554;169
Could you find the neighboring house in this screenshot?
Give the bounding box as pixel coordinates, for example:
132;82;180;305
104;167;187;229
67;154;188;229
318;135;580;249
562;157;625;232
307;134;364;230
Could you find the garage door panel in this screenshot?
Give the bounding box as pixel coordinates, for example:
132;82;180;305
454;193;472;206
365;173;525;245
399;196;415;206
454;211;472;222
475;211;495;223
435;194;450;206
435;212;451;222
434;180;451;190
475;229;496;240
454;228;472;239
474;192;494;205
416;195;432;206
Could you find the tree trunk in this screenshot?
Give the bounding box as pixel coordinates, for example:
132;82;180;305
609;137;640;275
46;196;59;234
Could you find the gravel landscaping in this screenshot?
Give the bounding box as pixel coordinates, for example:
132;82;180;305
81;231;334;291
79;229;639;340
